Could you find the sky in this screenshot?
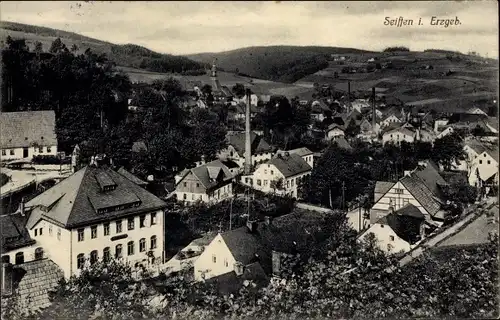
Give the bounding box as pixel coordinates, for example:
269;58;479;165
1;1;498;57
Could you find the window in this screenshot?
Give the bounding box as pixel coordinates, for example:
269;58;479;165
151;212;157;225
140;215;146;228
77;254;85;269
47;147;52;153
183;182;187;187
192;194;195;200
115;244;123;259
484;154;487;157
15;252;24;264
183;194;187;200
35;247;44;260
264;180;268;186
488;160;491;165
128;218;135;230
10;150;14;155
196;183;200;188
1;255;10;263
389;235;395;241
257;179;262;186
90;250;98;265
39;228;43;235
394;188;404;194
103;247;110;262
264;169;267;174
39;147;43;153
91;225;97;239
212;255;216;263
291;179;294;187
49;225;53;236
403;199;409;206
270;170;274;175
224;258;228;267
35;229;38;237
116;220;122;233
127;241;135;256
479;160;483;164
150;236;157;249
104;223;110;236
139;238;146;252
77;228;84;242
57;228;61;240
1;150;5;156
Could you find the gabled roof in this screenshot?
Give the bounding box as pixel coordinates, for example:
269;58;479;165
178;160;233;190
131;141;148;153
484;117;498;131
0;111;57;148
374;181;395;203
395;203;425;219
268;153;312;178
378;204;425;244
465;139;487;155
326;123;345;132
276;147;313;158
400;175;442;217
331;136;353;151
117;167;148;186
1;213;34;252
227;132;272;156
204;261;269;295
384;126;415;137
412;160;448;197
25;166;167;229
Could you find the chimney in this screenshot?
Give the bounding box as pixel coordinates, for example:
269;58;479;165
234;262;244;276
264;215;273;226
19;197;26;216
244;89;252;175
371;87;376;130
246;220;257;233
271;251;281;276
1;263;13;297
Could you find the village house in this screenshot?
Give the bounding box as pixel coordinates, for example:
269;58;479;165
232;103;259;121
358;203;427;254
325;123;346;140
2;156;167;281
193;209;333;284
382;126;416;145
468;144;499;189
310;100;330;122
240;153;312;199
331;136;353;151
174;160;234;205
217;131;274;171
1;111;58;161
370;160;448;226
232;93;260;107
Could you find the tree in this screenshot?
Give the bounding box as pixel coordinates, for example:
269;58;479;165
231;83;245;98
34;41;43;54
431;133;465;170
70;44;78;53
49;37;67;54
201;84;212;96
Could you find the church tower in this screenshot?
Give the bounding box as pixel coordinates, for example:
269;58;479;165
210;58;221;91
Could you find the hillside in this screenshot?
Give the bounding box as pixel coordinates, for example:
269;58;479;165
187;46;374;83
0;21;208;74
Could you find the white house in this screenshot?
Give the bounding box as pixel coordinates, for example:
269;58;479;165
436;126;454;139
6;160;167;280
468;146;499;187
175;160;234;205
1;111;58;161
382;127;416;145
358;204;427;254
217;131;273;171
370;160;448;224
325;124;345;140
240;153;312;199
232;94;259;107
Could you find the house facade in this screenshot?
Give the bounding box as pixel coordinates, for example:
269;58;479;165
217;132;273;171
468;148;499;187
175;160;234;205
1;111;58;161
382;127;416;145
5;162;167;279
325;124;345;140
240;153;312;199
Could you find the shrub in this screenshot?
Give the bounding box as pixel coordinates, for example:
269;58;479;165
32;155;70;165
0;173;9;186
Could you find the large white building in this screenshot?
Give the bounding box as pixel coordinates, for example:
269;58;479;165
0;111;58;161
3;161;168;279
217;131;273;171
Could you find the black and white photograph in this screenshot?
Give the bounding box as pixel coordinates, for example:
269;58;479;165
0;1;499;319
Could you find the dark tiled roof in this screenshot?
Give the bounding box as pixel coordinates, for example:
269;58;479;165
382;207;425;244
268;153;312;178
465;139;487;155
485;145;499;163
412;160;448;197
395;203;425;219
177;160;233;191
227;132;272;156
25;166;167;229
331;137;353;150
117;167;148;186
12;259;64;313
400;175;442;217
221;159;240;169
276;147;313;157
0;111;57;149
1;213;34;251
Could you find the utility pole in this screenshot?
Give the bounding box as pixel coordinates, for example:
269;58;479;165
229;197;233;231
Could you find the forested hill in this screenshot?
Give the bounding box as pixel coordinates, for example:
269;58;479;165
0;21;208;74
186;45;375;83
